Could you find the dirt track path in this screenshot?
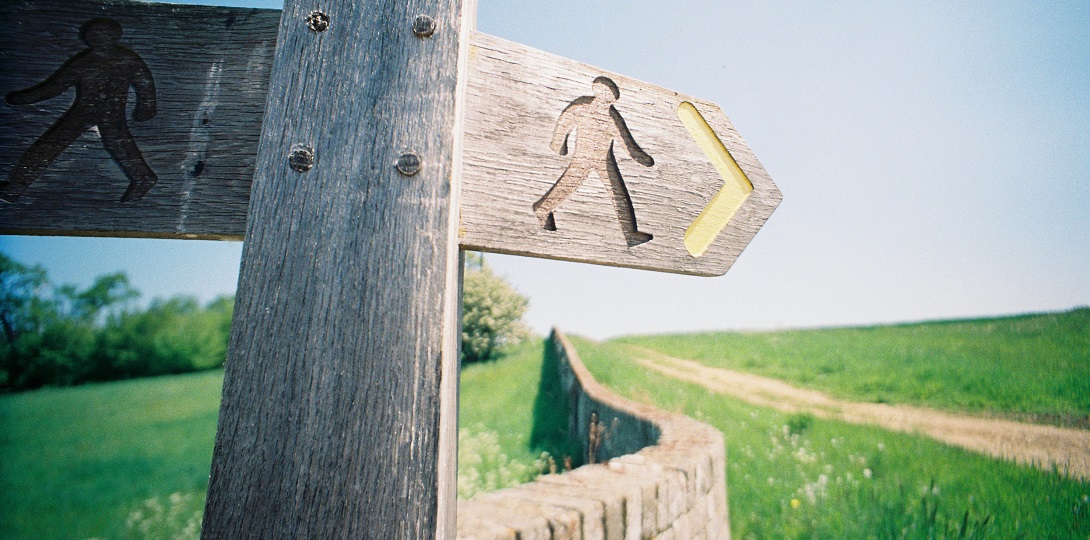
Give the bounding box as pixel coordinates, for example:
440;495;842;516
629;347;1090;481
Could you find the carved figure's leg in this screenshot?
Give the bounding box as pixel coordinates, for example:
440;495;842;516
99;119;157;202
2;113;89;202
533;160;589;231
602;148;652;246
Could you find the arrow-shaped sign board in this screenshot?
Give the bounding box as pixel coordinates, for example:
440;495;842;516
0;3;779;275
459;34;781;276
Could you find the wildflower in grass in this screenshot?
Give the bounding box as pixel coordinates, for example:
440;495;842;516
791;498;801;509
793;445;817;464
863;468;873;479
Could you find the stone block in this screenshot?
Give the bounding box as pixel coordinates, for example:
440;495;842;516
458;492;552;540
534;329;734;539
534;483;621;540
510;483;606;539
538;466;645;540
455;500;518;540
607;457;672;536
652;528;676;540
703;490;730;540
495;494;581;540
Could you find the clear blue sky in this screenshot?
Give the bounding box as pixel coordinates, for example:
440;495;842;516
3;0;1088;339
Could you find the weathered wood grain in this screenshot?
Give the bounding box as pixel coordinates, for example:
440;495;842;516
459;33;782;276
437;1;479;531
200;0;471;538
0;0;277;239
2;7;779;278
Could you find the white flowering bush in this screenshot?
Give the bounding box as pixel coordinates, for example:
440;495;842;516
461;254;530;364
123;491;203;539
457;425;550;499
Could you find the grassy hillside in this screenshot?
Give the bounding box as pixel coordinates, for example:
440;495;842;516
3;314;1088;538
0;341;571;538
614;308;1090;425
572;336;1090;539
457;340;583;498
0;370;221;539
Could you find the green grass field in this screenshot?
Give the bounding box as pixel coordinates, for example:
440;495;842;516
0;341;574;538
614;308;1090;426
572;336;1090;539
458;340;582;498
2;312;1088;538
0;370;221;539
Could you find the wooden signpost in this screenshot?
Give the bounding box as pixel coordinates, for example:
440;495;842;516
1;3;780;276
460;34;781;276
1;0;780;537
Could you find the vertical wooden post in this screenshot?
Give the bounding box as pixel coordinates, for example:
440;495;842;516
202;0;474;537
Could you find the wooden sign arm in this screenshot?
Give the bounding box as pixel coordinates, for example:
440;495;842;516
609;104;654;167
0;4;780;277
5;59;78;105
550;105;578;155
130;59;156;121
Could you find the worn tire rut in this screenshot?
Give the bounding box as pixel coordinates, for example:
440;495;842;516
629;346;1090;481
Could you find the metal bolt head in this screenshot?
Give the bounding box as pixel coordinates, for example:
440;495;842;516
289;145;315;172
412;15;436;38
306;10;330;32
396;152;421;176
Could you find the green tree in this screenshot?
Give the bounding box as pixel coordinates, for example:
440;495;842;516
0;253;48;348
1;253;51;389
96;294;234;378
461;253;530;364
1;252;235;391
1;253;138;390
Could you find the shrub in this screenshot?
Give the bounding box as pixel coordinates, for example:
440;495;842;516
96;295;234;379
457;425;550;499
461;253;530;364
123;492;204;540
0;252;234;391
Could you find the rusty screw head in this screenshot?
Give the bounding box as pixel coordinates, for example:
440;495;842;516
396;152;421;176
289;145;315;172
412;15;436;38
306;10;330;32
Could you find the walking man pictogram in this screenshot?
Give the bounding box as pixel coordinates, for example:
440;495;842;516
533;76;655;246
2;17;158;203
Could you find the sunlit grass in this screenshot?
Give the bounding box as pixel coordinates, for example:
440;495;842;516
4;323;1088;538
0;341;568;538
0;370;222;539
459;340;547;465
458;339;583;497
571;336;1090;539
614;308;1090;424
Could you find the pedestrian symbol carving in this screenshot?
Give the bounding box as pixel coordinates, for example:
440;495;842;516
2;17;158;203
532;76;655;246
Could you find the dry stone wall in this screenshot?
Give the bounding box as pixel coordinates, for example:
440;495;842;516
457;329;730;539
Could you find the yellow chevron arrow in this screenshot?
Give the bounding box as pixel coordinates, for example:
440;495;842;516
678;102;754;257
